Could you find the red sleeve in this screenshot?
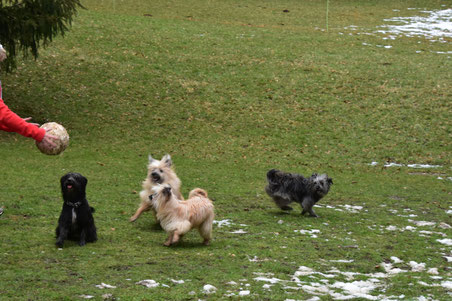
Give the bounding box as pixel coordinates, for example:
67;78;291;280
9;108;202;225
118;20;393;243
0;98;46;142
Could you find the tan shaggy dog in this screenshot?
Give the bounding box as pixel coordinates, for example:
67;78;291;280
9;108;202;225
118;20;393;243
151;184;214;246
130;154;184;222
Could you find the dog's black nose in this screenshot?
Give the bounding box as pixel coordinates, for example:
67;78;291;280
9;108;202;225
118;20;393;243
151;172;161;181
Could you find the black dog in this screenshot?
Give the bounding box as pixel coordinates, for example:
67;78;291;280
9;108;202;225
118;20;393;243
265;169;333;217
56;172;97;247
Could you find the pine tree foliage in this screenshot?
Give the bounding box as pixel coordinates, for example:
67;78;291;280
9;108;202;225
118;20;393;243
0;0;83;72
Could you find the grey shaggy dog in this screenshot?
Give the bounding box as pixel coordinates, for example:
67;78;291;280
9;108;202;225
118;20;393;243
265;169;333;217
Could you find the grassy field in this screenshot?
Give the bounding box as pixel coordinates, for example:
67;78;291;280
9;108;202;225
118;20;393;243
0;0;451;299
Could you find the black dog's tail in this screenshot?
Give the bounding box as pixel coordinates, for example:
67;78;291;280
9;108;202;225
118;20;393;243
90;207;95;213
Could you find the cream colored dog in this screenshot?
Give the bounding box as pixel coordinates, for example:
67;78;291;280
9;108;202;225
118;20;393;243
130;154;183;222
151;184;214;246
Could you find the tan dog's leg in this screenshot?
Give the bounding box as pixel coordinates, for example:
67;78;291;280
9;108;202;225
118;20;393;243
130;202;150;222
164;231;181;246
199;217;213;245
164;232;174;246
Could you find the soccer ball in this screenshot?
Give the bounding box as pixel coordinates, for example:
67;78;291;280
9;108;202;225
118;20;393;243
36;122;69;155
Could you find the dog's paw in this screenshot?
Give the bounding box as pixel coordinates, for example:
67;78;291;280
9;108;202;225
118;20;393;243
56;241;64;248
130;216;137;222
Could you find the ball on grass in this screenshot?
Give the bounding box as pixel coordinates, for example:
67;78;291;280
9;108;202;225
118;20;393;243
36;122;69;155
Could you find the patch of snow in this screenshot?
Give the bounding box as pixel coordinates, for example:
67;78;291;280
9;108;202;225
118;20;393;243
391;257;403;264
384;162;404;167
171;279;185;284
377;9;452;40
381;262;406;275
441;281;452;290
409;261;426;272
340;205;363;212
294;266;315;276
239;290;250;296
330;280;380;297
409;220;436;227
437;238;452;246
136;280;159;288
254;276;285;284
443;256;452;262
330;259;354;263
95;283;116;289
203;284;217;294
407;164;442;169
213;219;233;227
370;162;443;168
433;222;449;228
386;225;398;231
229;229;247;234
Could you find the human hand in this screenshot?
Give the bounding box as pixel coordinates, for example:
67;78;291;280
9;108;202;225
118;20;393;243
0;47;6;62
23;117;40;127
41;129;58;148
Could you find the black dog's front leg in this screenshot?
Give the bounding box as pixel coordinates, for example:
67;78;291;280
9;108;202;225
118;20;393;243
79;229;86;246
56;227;68;247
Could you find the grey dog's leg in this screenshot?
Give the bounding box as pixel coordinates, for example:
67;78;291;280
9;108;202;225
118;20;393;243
273;196;293;211
302;198;318;217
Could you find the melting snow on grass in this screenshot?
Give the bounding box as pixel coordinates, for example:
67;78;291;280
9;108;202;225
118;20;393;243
315;204;365;213
369;162;442;168
136;279;160;288
202;284;217;294
437;238;452;246
95;283;116;289
252;253;451;300
377;9;452;41
294;229;321;238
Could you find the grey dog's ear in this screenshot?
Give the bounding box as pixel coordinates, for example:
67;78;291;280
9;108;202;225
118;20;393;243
328;178;333;185
161;154;172;167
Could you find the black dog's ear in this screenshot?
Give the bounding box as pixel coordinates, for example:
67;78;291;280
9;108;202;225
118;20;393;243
81;175;88;187
328;178;333;185
267;169;278;180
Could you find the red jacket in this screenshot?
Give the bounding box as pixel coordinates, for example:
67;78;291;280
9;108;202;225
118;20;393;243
0;98;45;142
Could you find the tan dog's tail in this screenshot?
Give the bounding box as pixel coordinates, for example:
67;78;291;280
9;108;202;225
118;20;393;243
188;188;208;199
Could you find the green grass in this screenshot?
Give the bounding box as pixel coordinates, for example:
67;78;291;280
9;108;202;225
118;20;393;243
1;0;451;299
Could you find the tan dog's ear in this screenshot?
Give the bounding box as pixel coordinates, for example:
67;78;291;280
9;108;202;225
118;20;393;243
162;186;172;201
163;186;172;196
148;155;156;164
162;154;172;167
